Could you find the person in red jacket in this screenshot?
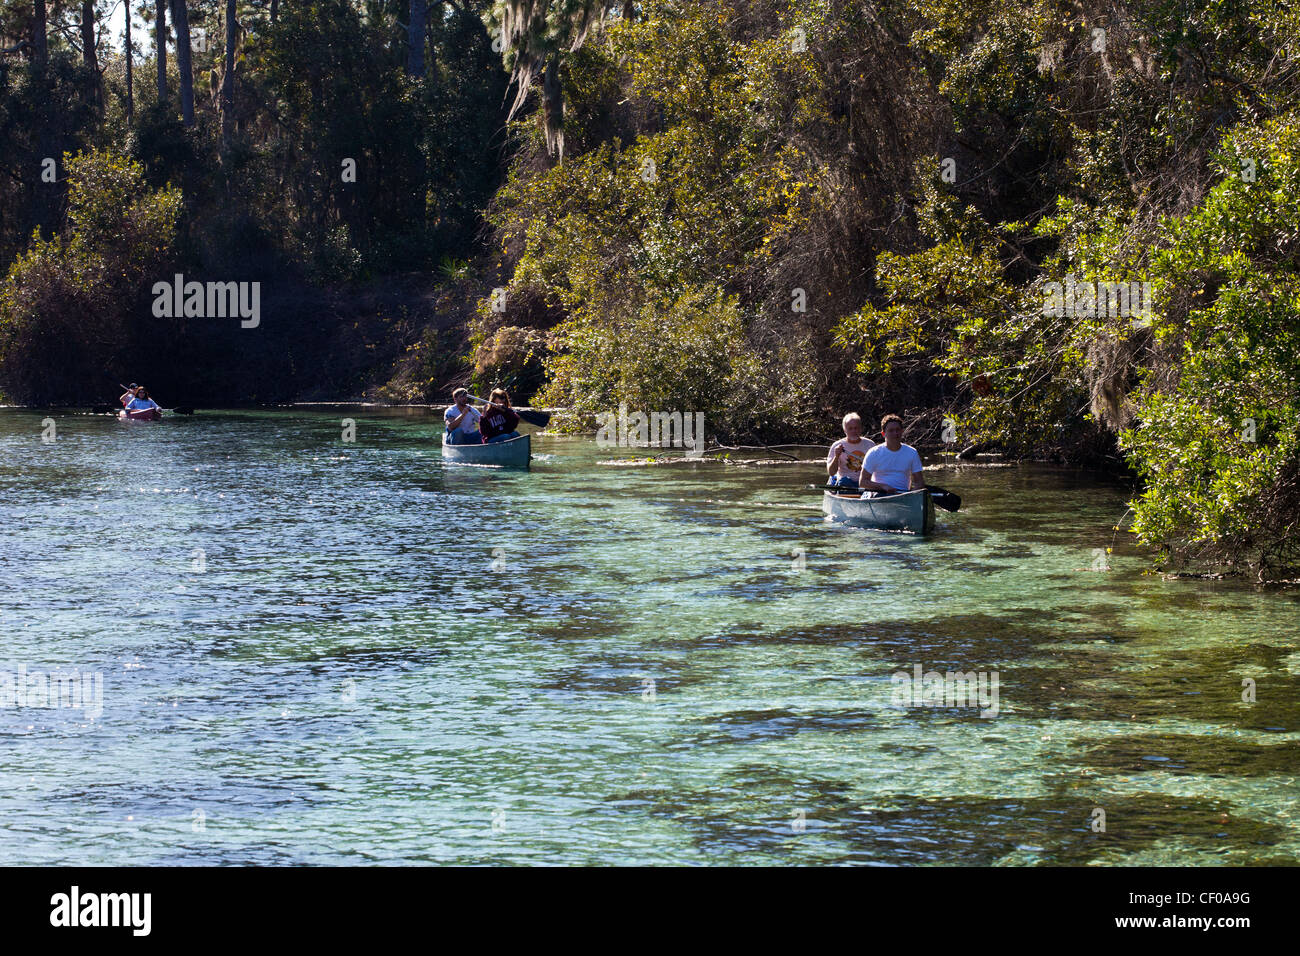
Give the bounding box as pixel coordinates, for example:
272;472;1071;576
478;388;522;443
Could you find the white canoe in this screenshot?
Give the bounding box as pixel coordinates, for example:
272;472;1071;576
823;488;935;534
441;433;531;469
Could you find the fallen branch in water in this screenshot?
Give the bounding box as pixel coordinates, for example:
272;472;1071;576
700;443;833;461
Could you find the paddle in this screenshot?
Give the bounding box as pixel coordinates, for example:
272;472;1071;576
469;393;550;428
808;483;962;513
100;405;192;415
926;485;962;512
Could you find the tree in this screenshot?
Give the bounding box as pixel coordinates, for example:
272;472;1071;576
154;0;166;101
170;0;194;125
33;0;47;67
487;0;606;161
81;0;100;110
408;0;427;78
81;1;98;72
221;0;234;144
125;1;134;121
1120;113;1300;579
0;150;182;404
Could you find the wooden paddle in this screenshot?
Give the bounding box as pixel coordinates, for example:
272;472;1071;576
469;393;550;428
808;483;962;512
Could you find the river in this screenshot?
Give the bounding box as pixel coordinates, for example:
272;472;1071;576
2;407;1297;864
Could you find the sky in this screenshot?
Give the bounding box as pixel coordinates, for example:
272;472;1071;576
103;1;165;53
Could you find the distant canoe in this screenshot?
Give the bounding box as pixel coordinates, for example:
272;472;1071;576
823;488;935;534
118;407;162;422
441;433;530;469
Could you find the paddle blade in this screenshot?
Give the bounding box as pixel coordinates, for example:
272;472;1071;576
172;406;195;415
928;486;962;512
516;408;550;428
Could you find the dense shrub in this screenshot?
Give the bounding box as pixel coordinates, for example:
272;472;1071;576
537;286;818;441
0;150;181;404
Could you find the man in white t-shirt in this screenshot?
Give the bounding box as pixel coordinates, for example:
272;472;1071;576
826;412;875;490
858;413;925;495
444;388;482;444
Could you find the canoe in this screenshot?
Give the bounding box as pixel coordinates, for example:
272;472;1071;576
823;488;935;534
441;433;530;469
118;407;162;422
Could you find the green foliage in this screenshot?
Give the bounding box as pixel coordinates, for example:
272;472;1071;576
1121;113;1300;578
537;286;817;440
230;0;508;274
833;203;1010;379
820;1;1300;574
0;48;101;261
0;0;509;403
831;182;1094;455
491;0;824;440
0;150;181;403
494;4;818;303
472;324;548;401
485;0;606;154
414;325;473;395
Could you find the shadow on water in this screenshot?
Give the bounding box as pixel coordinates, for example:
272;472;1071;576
670;708;879;748
610;771;1295;864
648;608;1132;660
1076;734;1300;776
1000;642;1300;731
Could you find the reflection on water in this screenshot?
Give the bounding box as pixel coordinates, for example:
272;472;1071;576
1;407;1297;864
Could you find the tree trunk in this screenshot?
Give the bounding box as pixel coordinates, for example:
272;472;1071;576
155;0;167;102
170;0;194;125
81;0;98;70
126;4;134;121
542;55;564;161
407;0;426;78
270;0;278;24
221;0;235;145
33;0;48;67
82;0;100;108
32;0;53;238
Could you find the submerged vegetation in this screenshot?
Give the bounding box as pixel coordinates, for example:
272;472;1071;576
0;0;1298;575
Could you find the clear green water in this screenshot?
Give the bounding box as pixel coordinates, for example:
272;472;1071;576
2;407;1297;865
